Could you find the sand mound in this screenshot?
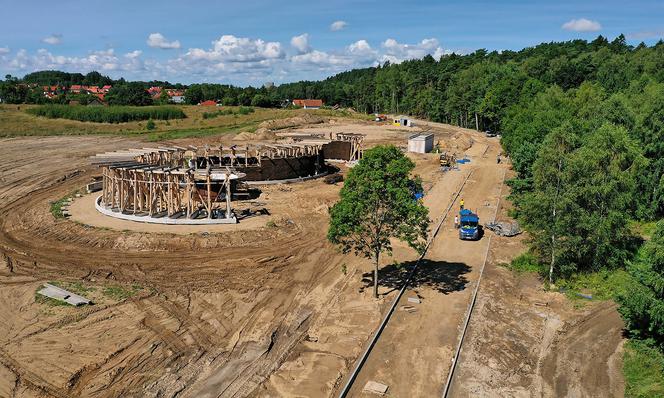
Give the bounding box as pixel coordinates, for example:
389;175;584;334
438;132;474;153
258;114;325;130
233;128;277;141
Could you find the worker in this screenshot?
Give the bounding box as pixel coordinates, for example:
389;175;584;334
460;198;465;210
497;154;501;164
454;215;459;229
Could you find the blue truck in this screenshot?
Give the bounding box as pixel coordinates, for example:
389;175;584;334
459;209;480;240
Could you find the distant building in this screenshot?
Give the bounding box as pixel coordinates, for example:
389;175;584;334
263;82;275;89
408;133;434;153
199;100;219;106
292;99;323;109
393;116;414;127
147;86;162;100
166;89;185;103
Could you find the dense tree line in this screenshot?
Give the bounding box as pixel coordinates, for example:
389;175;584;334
0;71;186;106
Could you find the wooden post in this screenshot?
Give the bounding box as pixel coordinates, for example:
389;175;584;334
206;172;212;219
149;172;154;216
133;171;138;214
225;172;232;219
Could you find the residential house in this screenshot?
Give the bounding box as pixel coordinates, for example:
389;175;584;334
147;86;162;100
198;100;219;106
166;89;185;104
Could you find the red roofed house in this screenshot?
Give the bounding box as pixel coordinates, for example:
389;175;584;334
147;86;162;100
198;100;219;106
166;89;185;104
292;99;323;109
70;85;83;93
102;85;112;92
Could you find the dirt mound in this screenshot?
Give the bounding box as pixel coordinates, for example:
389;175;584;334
437;132;474;154
233;128;277;141
258;114;325;130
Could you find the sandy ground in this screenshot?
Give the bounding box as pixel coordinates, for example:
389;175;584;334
69;186;298;235
0;118;625;398
0;122;445;398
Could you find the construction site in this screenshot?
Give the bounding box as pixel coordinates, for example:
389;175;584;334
0;112;625;398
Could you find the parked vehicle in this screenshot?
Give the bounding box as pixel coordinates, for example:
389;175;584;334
459;209;480;240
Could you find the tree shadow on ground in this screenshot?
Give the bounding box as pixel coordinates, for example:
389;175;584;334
359;259;471;296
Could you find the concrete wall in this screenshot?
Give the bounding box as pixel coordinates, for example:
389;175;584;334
236;155;322;181
321;141;352;160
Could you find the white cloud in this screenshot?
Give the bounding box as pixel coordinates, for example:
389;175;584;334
380;38;444;63
291;33;311;54
186;35;283;63
330;20;348;31
147;33;181;49
125;50;142;58
0;34;451;85
3;48;146;74
348;40;377;58
42;34;63;45
291;40;378;72
562;18;602;32
0;46;9;54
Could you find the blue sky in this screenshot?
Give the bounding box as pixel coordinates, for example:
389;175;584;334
0;0;662;85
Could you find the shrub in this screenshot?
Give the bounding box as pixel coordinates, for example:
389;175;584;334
623;339;664;398
507;252;543;274
27;104;186;123
146;119;156;130
202;106;254;119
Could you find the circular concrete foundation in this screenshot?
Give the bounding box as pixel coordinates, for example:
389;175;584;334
95;196;238;225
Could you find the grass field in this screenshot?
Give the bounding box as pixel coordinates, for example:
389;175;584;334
0;104;371;141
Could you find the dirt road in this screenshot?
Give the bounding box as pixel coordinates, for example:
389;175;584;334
326;131;506;397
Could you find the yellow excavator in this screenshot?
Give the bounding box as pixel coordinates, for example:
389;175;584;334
439;151;456;168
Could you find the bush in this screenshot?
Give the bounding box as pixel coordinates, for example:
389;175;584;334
623;339;664;398
26;104;186;123
507;252;543;274
557;268;632;301
616;220;664;344
202;106;254;119
238;106;254;115
146;119;156;130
